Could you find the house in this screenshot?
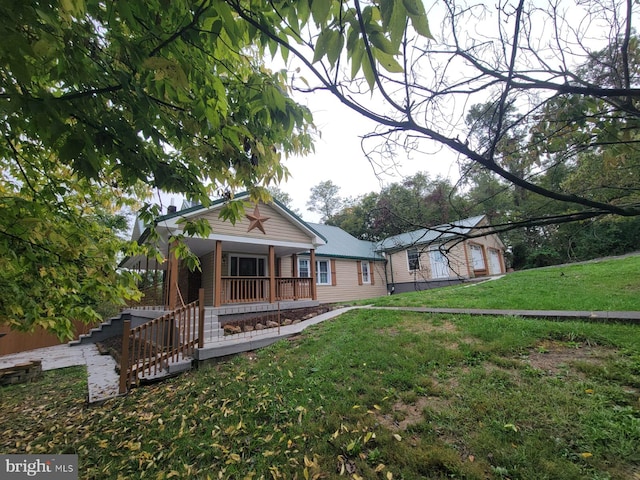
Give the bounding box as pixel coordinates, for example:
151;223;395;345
377;215;506;294
120;193;506;311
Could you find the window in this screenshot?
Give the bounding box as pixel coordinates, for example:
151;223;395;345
297;258;332;285
361;261;371;284
407;248;420;271
316;260;330;285
298;258;310;278
469;244;486;271
230;256;266;276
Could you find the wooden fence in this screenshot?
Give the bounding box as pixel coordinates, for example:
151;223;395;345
119;289;204;394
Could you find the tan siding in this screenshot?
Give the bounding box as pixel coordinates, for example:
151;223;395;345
193;202;313;243
200;250;215;305
385;229;506;284
280;256;293;277
316;259;388;303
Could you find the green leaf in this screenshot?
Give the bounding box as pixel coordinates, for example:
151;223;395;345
313;30;332;63
402;0;425;16
374;50;404;73
379;0;395;29
409;13;433;39
361;54;376;91
310;0;331;25
369;31;397;55
350;40;365;79
326;31;345;67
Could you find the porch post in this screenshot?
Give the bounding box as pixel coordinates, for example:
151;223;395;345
269;245;276;303
292;253;298;300
166;240;179;310
310;249;317;301
214;240;222;307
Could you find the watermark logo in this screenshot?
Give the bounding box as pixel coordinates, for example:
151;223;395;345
0;455;78;479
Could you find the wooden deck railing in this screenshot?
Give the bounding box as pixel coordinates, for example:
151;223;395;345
220;277;313;304
119;289;204;394
275;277;312;301
221;277;269;304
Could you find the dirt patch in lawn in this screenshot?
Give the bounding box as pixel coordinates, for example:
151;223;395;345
524;340;617;376
377;396;431;431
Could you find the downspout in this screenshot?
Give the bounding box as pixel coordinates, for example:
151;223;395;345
387;252;395;294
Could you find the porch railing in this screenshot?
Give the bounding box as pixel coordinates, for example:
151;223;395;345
276;277;312;301
119;289;204;394
220;277;312;304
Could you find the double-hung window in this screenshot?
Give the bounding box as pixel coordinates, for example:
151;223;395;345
298;258;310;278
298;258;332;285
316;260;330;285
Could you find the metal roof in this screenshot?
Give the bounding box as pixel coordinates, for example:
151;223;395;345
375;215;487;252
306;223;385;261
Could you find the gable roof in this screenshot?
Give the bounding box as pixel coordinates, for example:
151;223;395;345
376;215;487;252
130;192;327;245
307;223;385;261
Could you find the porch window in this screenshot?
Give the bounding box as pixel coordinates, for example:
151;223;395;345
407;248;420;271
361;261;371;284
230;256;266;276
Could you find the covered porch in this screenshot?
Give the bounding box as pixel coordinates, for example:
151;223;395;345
125;235;320;310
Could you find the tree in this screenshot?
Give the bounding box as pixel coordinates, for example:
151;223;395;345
306;180;343;222
267;186;302;216
327;172;466;240
1;1;317;337
226;0;640;232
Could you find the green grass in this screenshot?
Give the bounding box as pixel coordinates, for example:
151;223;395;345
362;254;640;311
1;310;639;479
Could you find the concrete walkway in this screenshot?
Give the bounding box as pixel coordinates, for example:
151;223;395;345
365;307;640;323
1;305;638;403
0;343;120;403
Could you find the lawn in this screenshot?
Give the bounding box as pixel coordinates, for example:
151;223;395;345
1;309;639;479
362;254;640;311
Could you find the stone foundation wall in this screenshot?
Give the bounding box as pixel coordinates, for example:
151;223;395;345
0;360;43;386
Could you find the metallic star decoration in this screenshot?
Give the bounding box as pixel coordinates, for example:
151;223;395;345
246;204;270;234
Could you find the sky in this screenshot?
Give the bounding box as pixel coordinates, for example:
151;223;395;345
278;88;460;223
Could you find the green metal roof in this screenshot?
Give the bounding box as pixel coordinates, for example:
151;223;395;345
306;223;385;261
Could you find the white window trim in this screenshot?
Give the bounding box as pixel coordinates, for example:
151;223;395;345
298;258;310;278
297;258;332;285
316;259;331;286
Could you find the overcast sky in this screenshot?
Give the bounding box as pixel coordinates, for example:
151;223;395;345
279;89;460;223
